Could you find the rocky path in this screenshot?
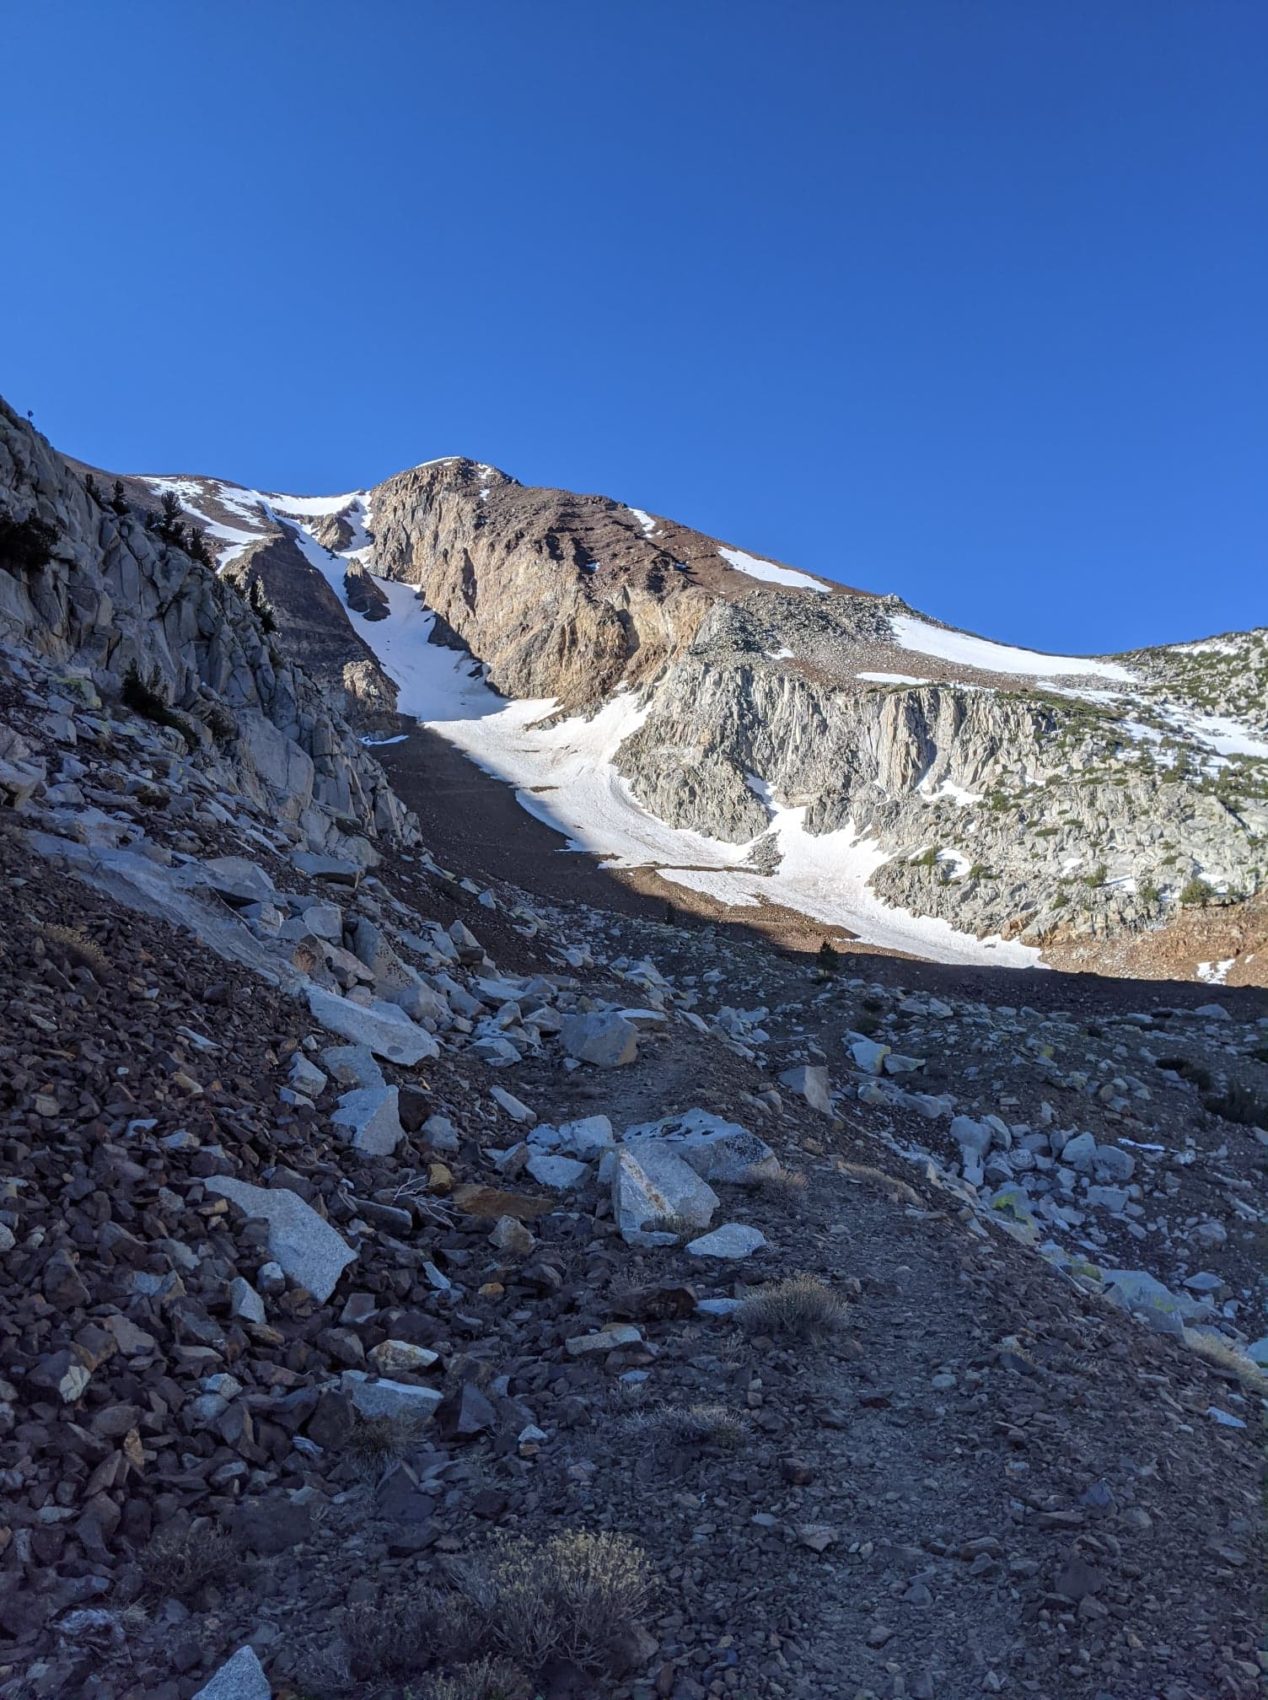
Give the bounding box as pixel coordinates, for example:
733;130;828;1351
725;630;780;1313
0;637;1263;1700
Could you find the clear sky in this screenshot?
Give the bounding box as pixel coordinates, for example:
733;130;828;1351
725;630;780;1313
3;1;1264;653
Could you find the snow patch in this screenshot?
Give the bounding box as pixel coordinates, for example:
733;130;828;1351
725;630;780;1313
718;547;830;595
628;507;657;537
889;614;1136;682
1196;959;1234;985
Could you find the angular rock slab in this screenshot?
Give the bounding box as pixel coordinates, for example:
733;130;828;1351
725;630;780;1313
624;1109;778;1184
612;1145;719;1242
342;1370;442;1422
207;1178;356;1302
193;1645;270;1700
306;985;438;1064
560;1012;639;1068
526;1152;590;1190
1101;1268;1199;1337
778;1065;832;1115
848;1037;890;1075
685;1223;768;1260
331;1085;405;1156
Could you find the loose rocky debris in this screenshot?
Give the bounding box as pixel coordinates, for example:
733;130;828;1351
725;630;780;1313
0;441;1264;1699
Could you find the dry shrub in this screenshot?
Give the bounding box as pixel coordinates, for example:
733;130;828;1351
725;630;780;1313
737;1274;847;1342
624;1401;749;1454
345;1411;425;1477
139;1524;234;1598
413;1657;533;1700
837;1159;920;1205
465;1529;653;1672
40;921;110;979
344;1587;486;1680
1182;1328;1268;1398
754;1166;809;1202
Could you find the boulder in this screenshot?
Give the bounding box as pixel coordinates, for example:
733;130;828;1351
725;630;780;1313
229;1276;266;1324
193;1646;270;1700
305;986;438;1064
684;1223;768;1260
560;1012;639;1068
882;1052;925;1076
623;1109;778;1183
1060;1132;1098;1173
526;1152;590;1190
320;1043;385;1090
292;850;361;885
287;1054;328;1098
951;1116;992;1160
330;1085;405;1156
848;1038;890;1075
530;1114;616;1159
1092;1143;1136;1182
178;855;276;906
341;1370;442;1422
207;1178;356;1302
490;1085;536;1124
612;1146;719;1243
778;1064;832;1115
1101;1269;1198;1337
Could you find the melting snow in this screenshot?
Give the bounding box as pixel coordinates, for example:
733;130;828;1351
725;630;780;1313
267;490;362;518
628;507;657;537
889;614;1136;682
1196;959;1234;985
922;779;982;808
718;547;830;595
1165;711;1268;761
857;671;931;686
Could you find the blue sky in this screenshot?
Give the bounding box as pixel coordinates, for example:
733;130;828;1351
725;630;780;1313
3;1;1264;652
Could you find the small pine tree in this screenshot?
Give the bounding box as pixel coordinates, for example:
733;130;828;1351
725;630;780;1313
816;939;840;977
0;512;60;573
158;490;186;545
248;576;278;634
110;479;129;516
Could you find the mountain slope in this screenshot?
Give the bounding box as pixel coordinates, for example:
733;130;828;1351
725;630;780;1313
105;447;1266;980
11;406;1263;978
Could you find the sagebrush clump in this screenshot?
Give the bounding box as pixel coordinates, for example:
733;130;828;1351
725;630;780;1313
737;1274;848;1342
40;922;110;979
464;1529;653;1672
139;1523;235;1598
624;1401;749;1454
345;1411;425;1478
344;1588;485;1681
411;1657;533;1700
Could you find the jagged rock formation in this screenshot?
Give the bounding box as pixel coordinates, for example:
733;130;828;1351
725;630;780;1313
614;592;1268;948
0;403;413;855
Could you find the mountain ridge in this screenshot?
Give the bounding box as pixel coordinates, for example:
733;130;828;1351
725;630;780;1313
7;400;1267;982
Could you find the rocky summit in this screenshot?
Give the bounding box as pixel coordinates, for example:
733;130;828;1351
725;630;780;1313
0;397;1264;1700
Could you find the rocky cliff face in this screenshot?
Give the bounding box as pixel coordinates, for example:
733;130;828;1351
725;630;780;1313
0;402;414;856
613;592;1267;949
365;459;717;708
